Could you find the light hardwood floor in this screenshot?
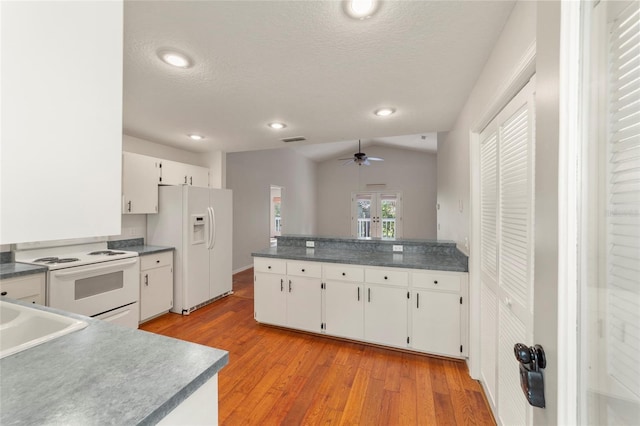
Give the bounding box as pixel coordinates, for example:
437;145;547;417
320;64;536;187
140;268;495;425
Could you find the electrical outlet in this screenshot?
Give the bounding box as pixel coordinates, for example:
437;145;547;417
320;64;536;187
393;245;403;252
306;241;315;248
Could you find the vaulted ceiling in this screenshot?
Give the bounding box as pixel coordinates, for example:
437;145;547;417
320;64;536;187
123;1;515;154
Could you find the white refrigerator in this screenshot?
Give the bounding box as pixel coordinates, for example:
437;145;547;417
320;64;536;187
147;186;233;314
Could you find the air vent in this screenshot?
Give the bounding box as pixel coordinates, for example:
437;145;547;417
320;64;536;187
281;136;306;143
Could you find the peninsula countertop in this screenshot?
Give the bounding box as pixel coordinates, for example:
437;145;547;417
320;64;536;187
0;300;228;425
252;245;468;272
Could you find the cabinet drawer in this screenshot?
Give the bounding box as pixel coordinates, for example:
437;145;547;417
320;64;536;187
324;264;364;282
254;257;286;275
140;251;173;270
0;274;45;302
412;272;461;292
287;261;321;278
365;268;408;286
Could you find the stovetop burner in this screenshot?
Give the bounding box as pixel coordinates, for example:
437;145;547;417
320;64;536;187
35;257;80;264
89;250;126;256
34;257;59;262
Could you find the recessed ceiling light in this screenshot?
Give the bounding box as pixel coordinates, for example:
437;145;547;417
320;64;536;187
158;50;192;68
268;122;287;130
346;0;378;19
374;107;396;117
188;134;204;141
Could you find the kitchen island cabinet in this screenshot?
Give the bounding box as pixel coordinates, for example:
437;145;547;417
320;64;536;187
0;272;46;305
253;235;469;359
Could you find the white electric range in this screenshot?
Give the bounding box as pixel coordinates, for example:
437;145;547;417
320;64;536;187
14;238;140;329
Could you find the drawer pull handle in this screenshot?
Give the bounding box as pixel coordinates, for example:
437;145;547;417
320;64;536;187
302;269;305;272
368;288;371;302
384;276;388;280
0;291;7;296
156;260;160;264
342;272;346;276
268;266;271;269
434;280;438;285
417;293;420;309
357;287;360;301
280;278;283;292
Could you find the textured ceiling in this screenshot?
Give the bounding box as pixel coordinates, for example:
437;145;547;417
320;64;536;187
123;1;515;154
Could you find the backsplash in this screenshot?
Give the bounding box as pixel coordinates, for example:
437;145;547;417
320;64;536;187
0;252;12;264
108;238;144;249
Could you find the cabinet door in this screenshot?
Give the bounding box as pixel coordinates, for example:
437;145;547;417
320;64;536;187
0;274;46;305
364;284;408;348
286;276;321;333
122;152;159;214
412;290;461;357
160;159;189;186
324;280;364;340
188;165;209;187
254;273;286;326
140;265;173;322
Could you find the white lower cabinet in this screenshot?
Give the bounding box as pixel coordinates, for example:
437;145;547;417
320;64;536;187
412;290;460;356
364;284;408;348
254;272;287;326
140;251;174;323
0;273;46;305
253;257;468;359
254;259;321;333
324;280;364;340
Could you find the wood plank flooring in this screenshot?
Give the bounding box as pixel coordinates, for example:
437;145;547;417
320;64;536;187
140;268;495;425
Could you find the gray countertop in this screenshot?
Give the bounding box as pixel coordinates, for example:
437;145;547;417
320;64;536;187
252;246;468;272
0;262;47;280
125;245;175;256
0;300;228;425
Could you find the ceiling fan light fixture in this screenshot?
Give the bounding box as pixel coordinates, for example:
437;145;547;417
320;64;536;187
374;107;396;117
188;134;204;141
158;50;193;68
268;122;287;130
347;0;378;19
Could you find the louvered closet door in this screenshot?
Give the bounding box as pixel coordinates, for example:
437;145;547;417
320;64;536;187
480;124;498;408
603;0;640;412
478;77;536;426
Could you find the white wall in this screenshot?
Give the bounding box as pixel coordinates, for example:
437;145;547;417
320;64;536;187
316;146;437;239
436;1;537;251
227;148;317;271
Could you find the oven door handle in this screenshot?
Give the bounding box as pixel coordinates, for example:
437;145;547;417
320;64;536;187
52;258;139;279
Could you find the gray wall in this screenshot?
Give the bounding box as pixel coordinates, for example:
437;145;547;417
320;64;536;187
316;145;437;239
227;148;317;270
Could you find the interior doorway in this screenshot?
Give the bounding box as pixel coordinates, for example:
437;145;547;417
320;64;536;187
270;185;283;246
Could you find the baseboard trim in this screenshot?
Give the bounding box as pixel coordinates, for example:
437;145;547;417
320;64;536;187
233;264;253;274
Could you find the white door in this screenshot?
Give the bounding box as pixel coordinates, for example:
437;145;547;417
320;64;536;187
576;1;640;424
412;289;460;357
254;273;286;326
286;276;322;333
184;186;210;309
209;188;232;299
351;192;402;239
122;152;159;214
478;77;536;425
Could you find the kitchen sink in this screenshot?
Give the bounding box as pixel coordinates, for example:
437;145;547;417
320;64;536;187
0;300;88;359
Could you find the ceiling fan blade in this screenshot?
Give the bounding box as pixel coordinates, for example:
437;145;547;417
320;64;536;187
368;157;384;161
338;157;354;161
363;159;371;166
342;159;355;166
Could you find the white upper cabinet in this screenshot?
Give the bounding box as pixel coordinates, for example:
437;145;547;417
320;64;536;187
160;160;209;187
122;153;159;214
0;1;123;244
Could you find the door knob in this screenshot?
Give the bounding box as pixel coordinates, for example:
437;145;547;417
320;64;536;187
514;343;546;408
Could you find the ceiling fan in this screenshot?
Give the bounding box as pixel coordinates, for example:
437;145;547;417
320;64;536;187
338;140;384;166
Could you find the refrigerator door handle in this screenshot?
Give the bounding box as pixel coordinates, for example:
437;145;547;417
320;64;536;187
210;206;217;249
206;207;213;249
